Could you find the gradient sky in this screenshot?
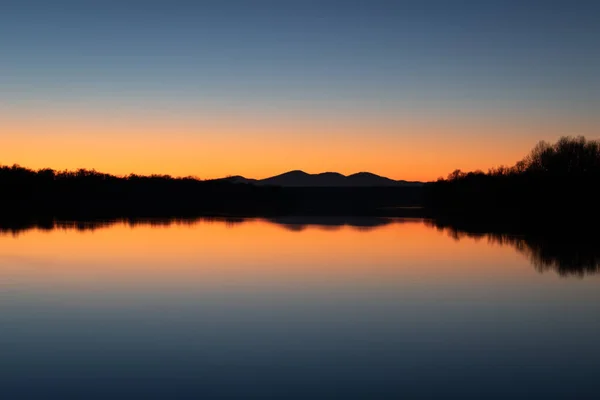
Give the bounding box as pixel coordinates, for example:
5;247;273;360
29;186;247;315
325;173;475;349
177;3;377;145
1;0;599;181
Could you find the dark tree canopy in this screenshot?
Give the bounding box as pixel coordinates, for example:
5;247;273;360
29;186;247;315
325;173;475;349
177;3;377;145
426;136;600;222
443;136;600;181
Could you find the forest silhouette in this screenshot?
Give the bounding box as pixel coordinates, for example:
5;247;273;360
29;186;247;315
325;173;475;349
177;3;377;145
0;136;598;222
424;135;600;225
0;165;423;218
2;132;598;277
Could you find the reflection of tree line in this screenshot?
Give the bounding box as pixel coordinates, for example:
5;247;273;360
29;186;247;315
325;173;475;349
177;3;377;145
0;216;400;236
0;217;246;236
420;136;600;277
2;216;597;277
426;220;600;278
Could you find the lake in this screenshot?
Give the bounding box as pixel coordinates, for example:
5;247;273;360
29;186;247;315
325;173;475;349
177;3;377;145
1;217;599;399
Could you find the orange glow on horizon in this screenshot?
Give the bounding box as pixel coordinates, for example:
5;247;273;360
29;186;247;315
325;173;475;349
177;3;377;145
2;110;597;181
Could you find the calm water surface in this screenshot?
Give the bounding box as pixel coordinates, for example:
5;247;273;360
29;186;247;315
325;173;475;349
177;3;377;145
1;218;599;399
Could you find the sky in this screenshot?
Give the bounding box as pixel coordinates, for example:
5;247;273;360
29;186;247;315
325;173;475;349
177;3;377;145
1;0;599;181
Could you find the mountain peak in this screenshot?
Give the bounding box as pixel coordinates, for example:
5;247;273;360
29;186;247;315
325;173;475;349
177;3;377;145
254;170;422;187
348;172;381;178
281;170;309;176
316;172;346;177
214;171;423;187
216;175;256;184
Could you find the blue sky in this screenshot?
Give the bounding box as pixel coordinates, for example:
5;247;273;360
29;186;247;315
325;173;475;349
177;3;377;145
3;0;598;110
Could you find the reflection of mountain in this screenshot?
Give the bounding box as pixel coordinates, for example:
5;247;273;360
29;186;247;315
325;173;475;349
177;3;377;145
266;216;400;232
217;170;423;187
0;216;403;236
427;220;600;277
3;216;598;277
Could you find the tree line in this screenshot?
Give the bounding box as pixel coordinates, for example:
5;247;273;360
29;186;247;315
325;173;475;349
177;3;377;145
425;136;600;222
0;135;597;220
0;165;421;219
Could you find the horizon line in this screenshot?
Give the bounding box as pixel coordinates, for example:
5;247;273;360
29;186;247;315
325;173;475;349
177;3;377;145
0;163;431;183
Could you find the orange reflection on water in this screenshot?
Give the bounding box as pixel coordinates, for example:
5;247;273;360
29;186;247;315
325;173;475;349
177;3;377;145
0;219;535;291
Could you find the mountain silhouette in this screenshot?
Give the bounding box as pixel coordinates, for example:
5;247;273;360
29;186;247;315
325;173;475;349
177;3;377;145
217;170;423;187
219;175;258;185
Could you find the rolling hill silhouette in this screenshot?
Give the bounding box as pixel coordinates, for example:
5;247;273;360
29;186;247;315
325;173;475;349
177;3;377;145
217;170;423;187
1;136;595;221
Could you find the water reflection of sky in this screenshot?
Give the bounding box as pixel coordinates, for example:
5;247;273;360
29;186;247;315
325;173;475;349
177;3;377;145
1;218;599;399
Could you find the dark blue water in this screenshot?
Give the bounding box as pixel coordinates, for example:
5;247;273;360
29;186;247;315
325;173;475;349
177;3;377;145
1;218;599;399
